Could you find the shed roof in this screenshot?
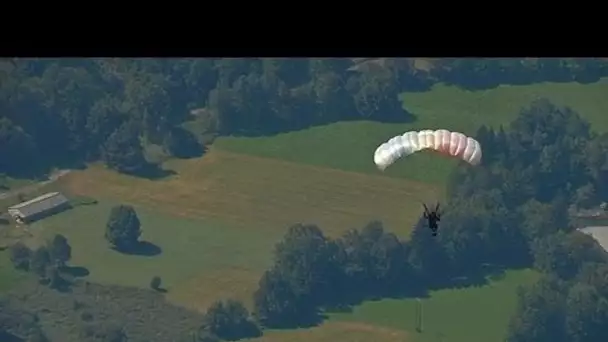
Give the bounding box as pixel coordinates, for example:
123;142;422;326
578;226;608;252
8;192;69;218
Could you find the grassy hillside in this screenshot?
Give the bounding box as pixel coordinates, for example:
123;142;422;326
215;80;608;185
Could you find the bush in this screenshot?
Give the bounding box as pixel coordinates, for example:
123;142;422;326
202;299;261;341
150;276;161;291
9;242;32;271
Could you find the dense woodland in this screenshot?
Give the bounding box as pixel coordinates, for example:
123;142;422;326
1;58;608;179
2;58;608;341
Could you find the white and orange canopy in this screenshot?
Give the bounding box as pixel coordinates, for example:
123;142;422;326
374;129;482;171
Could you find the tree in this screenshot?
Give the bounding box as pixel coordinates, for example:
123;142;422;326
533;231;608;281
202;299;261;341
9;242;32;270
253;268;311;328
351;68;405;122
369;231;409;294
335;227;378;299
102;121;149;175
150;276;161;291
273;223;340;306
0;117;39;176
511;99;591;203
334;221;410;298
584;133;608;200
507;275;567;342
30;246;50;280
573;184;597;209
519;199;567;242
105;205;141;251
407;217;450;287
577;262;608;298
565;283;608;342
439;209;486;275
48;234;71;268
162;126;203;158
310;67;354;123
47;265;65;290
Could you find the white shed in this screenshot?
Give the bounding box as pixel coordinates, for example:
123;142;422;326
578;226;608;252
7;192;70;223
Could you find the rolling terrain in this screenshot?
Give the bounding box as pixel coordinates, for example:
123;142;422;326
3;79;608;342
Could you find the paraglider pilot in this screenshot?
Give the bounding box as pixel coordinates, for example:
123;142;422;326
423;203;441;236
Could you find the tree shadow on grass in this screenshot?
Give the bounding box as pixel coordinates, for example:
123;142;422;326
324;286;430;315
114;241;162;257
63;266;90;278
134;165;177;180
267;311;327;330
229;108;417;138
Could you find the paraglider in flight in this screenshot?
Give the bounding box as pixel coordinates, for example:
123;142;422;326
373;129;482;171
373;129;482;236
422;202;441;236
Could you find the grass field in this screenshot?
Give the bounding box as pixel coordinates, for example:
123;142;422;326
246;321;410;342
24;199;274;311
328;269;539;342
41;149;439;308
0;250;27;293
214;79;608;185
60;151;439;238
0;176;36;192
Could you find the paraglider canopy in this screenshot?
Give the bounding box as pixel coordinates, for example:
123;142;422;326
374;129;482;171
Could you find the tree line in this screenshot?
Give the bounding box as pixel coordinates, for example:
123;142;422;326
10;234;72;291
426;58;608;90
1;58;607;180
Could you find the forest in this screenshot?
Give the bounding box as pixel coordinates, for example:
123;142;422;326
1;58;607;179
1;58;608;341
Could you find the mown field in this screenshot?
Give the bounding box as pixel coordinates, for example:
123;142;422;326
60;151;438;238
3;79;607;342
24;199;271;310
327;269;540;342
215;79;608;185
